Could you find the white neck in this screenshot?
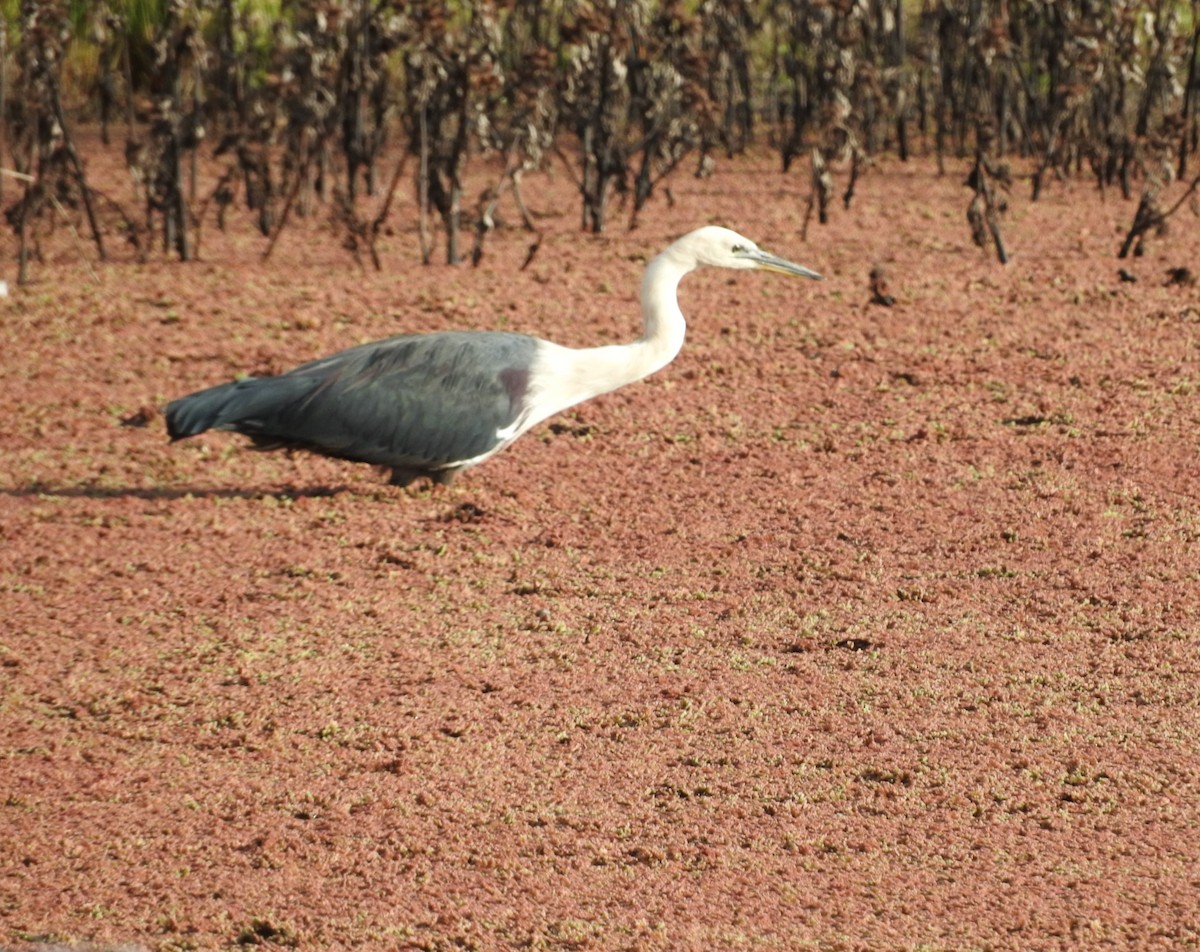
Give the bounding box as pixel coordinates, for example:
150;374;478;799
525;249;696;427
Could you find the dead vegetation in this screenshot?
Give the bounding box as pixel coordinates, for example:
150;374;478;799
2;0;1199;279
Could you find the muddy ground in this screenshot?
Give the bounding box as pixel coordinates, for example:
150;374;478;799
2;138;1200;950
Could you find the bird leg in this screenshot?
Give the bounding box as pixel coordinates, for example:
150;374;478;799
388;466;459;488
388;467;420;487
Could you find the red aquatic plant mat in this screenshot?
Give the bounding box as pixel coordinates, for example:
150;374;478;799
2;137;1200;950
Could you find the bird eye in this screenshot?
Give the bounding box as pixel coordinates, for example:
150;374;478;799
731;244;747;254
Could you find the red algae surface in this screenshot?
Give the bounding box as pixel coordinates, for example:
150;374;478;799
3;137;1200;950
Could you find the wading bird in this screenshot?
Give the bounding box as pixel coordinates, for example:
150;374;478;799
166;226;821;486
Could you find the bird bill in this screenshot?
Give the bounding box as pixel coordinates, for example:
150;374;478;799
747;249;823;280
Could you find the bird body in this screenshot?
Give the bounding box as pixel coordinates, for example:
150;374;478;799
166;226;821;486
168;331;540;484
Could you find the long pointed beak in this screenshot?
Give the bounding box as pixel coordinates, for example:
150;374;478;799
747;249;823;280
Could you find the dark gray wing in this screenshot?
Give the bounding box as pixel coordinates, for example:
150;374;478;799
167;331;539;471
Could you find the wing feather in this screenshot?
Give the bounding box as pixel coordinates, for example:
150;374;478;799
170;331;540;472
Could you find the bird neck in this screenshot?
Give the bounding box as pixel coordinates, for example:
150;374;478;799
635;250;692;370
558;251;692;400
523;248;697;429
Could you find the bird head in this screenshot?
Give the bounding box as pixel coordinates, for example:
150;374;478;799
669;226;823;280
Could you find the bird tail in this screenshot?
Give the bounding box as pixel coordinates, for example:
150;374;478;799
165;375;320;443
165;380;247;440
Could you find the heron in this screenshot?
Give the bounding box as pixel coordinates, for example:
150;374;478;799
165;226;822;486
